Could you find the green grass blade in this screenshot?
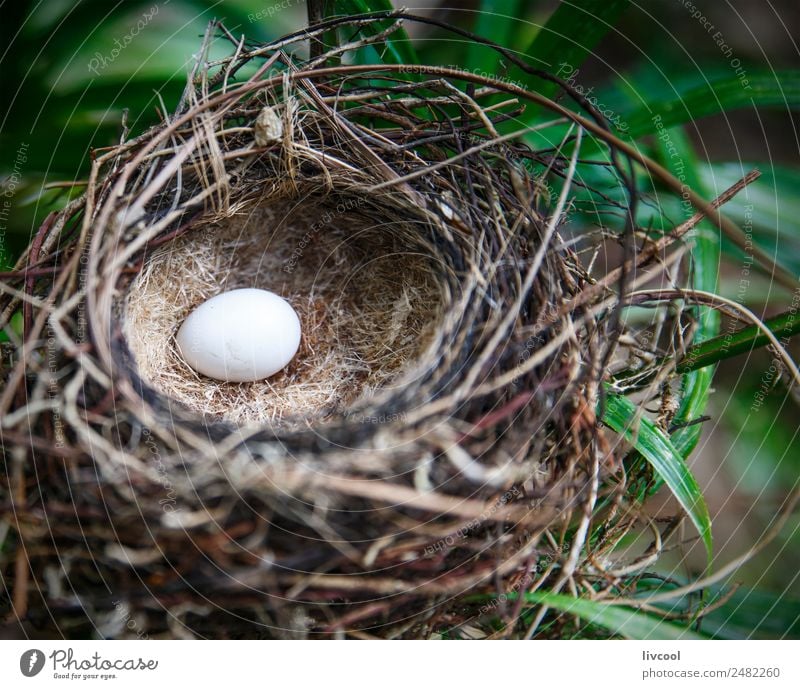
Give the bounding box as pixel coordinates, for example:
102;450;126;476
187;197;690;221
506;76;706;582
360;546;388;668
622;70;800;138
522;591;708;639
523;0;630;96
602;393;713;562
629;578;800;640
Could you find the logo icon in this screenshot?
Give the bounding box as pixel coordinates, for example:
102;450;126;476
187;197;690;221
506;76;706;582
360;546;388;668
20;649;45;677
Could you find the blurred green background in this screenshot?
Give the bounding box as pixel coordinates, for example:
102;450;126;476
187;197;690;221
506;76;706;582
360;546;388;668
1;0;798;638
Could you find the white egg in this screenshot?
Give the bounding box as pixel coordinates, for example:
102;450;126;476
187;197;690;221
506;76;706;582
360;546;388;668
175;288;301;382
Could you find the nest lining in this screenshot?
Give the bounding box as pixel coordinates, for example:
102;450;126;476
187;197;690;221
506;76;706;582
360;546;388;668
123;198;444;425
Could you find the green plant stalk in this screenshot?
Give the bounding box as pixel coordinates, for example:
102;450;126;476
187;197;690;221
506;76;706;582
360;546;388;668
656;307;800;376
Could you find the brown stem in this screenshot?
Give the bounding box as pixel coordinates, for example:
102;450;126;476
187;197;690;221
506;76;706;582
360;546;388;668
563;170;762;319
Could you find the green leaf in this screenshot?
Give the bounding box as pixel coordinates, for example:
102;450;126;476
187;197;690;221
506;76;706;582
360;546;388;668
700;586;800;639
602;393;713;563
700;164;800;236
521;591;708;639
522;0;630;96
715;380;800;500
466;0;530;76
621;70;800;138
653;126;720;459
333;0;418;66
630;163;800;272
631;579;800;640
699;163;800;276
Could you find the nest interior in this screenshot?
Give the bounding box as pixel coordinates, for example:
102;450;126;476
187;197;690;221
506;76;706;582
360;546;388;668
0;15;720;639
123;198;444;425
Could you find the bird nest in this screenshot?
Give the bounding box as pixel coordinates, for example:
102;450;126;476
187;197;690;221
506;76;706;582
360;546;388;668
0;15;743;639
